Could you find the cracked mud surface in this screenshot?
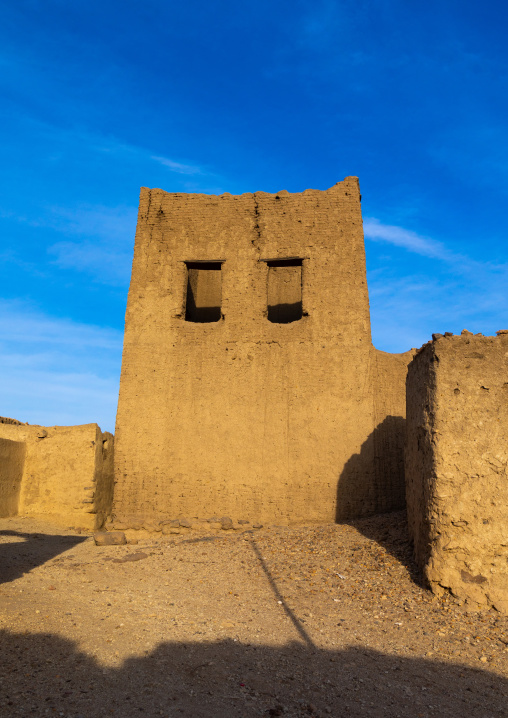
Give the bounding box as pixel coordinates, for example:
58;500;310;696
1;511;507;717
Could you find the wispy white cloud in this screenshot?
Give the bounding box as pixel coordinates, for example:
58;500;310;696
364;217;508;278
0;121;224;283
0;364;119;430
364;219;508;352
368;271;496;353
150;155;204;175
48;241;132;285
81;131;213;180
0;301;122;431
363;217;453;261
42;204;137;285
42;204;138;243
3;117;221;189
0;302;122;351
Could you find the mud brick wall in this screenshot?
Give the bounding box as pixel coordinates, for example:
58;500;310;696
113;178;412;527
406;334;508;614
0;421;114;530
0;436;26;516
373;349;416;512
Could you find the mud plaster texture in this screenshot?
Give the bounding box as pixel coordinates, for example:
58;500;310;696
0;418;114;530
405;334;508;614
114;178;414;529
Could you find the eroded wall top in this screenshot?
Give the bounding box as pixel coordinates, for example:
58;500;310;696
125;176;371;345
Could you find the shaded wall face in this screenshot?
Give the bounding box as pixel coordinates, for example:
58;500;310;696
336;349;415;521
0;437;26;516
114;178;387;526
405;347;436;568
405;335;508;614
373;349;416;513
266;261;303;323
185;262;222;322
94;431;115;524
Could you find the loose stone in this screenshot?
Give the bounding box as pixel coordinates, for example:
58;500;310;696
94;531;127;546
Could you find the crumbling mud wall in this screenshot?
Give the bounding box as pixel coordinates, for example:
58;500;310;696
0;435;26;516
0;419;114;530
114;178;412;528
405;333;508;614
0;416;27;516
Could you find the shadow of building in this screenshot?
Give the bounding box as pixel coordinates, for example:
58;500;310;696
336;416;406;522
1;630;506;717
0;530;86;584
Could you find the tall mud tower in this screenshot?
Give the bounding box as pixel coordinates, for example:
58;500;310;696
113;177;411;527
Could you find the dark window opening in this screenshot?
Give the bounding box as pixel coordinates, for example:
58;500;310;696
185;262;222;323
266;259;303;324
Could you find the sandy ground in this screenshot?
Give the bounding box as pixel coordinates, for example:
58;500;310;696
0;511;506;718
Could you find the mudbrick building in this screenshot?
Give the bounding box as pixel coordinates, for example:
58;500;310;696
1;176;506;612
112;177;415;528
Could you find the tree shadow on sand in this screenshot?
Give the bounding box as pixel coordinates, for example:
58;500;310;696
1;630;506;718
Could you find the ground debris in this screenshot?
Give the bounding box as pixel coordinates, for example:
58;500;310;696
0;511;506;717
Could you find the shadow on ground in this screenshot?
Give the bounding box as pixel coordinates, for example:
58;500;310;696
0;530;86;584
336;415;423;585
1;630;506;718
345;510;424;587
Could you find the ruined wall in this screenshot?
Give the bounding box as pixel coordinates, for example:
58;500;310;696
406;333;508;614
114;178;412;528
95;431;114;524
0;437;26;516
0;421;114;529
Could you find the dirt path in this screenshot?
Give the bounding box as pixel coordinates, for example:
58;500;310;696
1;512;506;717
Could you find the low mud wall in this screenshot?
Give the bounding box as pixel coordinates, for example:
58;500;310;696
0;419;114;530
0;436;26;516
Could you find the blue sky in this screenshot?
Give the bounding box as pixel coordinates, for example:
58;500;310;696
1;0;507;432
